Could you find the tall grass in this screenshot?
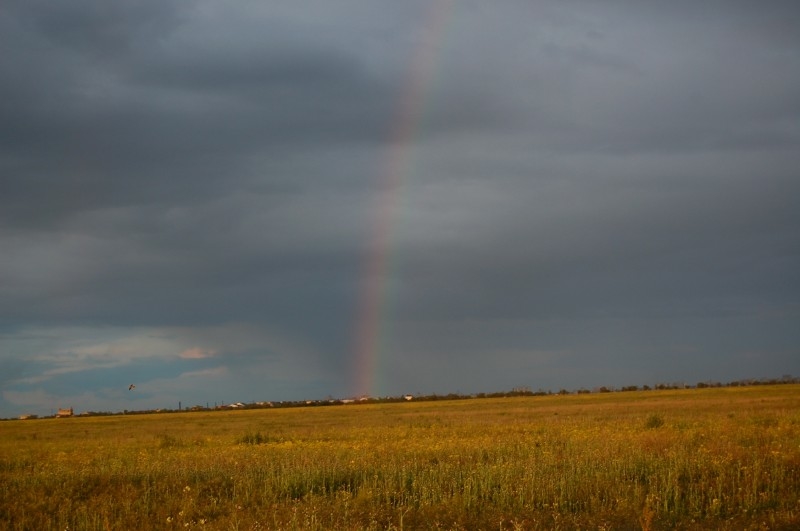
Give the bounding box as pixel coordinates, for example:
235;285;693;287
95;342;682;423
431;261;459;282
1;386;799;529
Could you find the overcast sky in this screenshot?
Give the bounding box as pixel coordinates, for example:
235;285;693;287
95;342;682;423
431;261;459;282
2;1;799;417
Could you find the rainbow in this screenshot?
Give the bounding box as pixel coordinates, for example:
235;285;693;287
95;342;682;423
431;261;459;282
352;0;455;398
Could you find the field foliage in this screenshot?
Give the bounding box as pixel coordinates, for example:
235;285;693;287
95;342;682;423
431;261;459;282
2;386;799;530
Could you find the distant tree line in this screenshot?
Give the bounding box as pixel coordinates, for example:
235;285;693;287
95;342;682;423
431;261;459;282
76;374;800;416
5;375;798;420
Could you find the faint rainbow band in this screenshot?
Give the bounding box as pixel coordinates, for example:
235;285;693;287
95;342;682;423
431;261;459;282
352;0;456;398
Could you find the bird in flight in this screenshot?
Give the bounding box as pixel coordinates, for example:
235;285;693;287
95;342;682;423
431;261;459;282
129;384;136;391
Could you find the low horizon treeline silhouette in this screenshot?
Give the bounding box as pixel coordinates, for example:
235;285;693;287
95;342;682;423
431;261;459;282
12;374;797;420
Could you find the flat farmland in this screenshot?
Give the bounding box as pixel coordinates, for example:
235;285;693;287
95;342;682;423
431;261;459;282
2;386;799;530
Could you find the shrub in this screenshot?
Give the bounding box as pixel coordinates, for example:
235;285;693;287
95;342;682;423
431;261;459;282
644;414;664;429
236;431;270;445
157;434;184;448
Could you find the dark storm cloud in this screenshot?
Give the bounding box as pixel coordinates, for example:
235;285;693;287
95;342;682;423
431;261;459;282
1;1;799;416
2;2;443;235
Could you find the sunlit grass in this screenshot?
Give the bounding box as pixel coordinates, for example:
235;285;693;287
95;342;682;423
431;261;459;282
2;386;799;529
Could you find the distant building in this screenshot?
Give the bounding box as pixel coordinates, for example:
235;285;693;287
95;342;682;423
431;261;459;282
56;408;73;418
19;414;38;420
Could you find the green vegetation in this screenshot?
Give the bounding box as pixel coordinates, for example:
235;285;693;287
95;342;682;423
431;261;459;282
2;386;799;530
644;413;665;429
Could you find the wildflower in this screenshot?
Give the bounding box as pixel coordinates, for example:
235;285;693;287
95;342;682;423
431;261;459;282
184;485;191;493
166;516;173;523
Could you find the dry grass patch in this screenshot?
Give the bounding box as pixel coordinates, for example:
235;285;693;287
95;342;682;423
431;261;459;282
1;386;799;529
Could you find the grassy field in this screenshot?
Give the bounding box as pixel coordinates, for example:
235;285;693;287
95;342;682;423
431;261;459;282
1;386;799;530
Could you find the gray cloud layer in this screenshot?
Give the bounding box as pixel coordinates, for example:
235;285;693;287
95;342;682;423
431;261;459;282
1;1;798;416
